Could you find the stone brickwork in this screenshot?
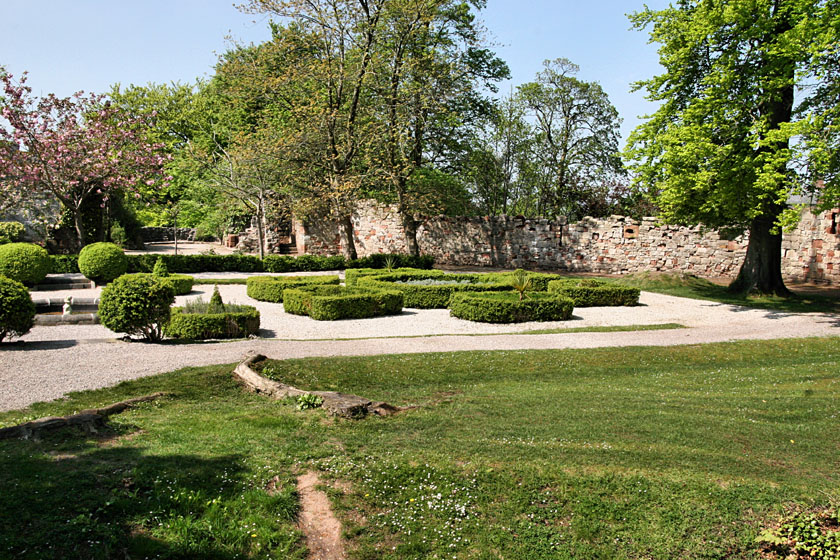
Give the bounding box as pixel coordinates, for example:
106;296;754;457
293;200;840;283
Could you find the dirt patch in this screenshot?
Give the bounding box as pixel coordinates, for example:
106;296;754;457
297;471;346;560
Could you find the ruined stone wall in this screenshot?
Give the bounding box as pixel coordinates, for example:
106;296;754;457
295;200;840;283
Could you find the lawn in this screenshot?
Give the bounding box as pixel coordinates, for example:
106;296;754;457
1;338;838;559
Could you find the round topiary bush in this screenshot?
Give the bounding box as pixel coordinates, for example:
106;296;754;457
448;291;574;323
0;276;35;342
283;285;404;320
98;274;175;341
78;242;128;284
0;242;51;286
246;275;341;303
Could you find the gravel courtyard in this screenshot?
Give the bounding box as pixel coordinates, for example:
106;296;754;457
2;272;839;412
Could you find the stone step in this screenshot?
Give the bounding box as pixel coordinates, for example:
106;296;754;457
33;274;94;291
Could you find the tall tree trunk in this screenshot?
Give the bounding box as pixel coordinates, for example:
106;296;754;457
338;214;357;260
729;214;790;296
256;194;266;259
401;211;420;257
73;207;87;251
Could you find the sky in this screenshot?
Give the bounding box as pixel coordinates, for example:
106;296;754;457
0;0;668;144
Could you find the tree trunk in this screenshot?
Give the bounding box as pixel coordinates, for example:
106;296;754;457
73;208;87;250
401;211;420;257
256;196;266;259
338;214;357;260
729;215;790;296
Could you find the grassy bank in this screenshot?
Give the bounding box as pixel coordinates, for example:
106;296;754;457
1;338;838;558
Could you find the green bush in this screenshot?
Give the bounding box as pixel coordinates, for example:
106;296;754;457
0;221;26;244
0;276;35;342
164;305;260;340
480;269;563;291
283;285;404;320
346;253;435;270
78;242;128;284
358;271;511;308
345;267;444;287
49;254;80;274
449;291;575;323
0;242;51;286
98;274;175;341
152;257;169;277
547;278;640;307
246;275;341;303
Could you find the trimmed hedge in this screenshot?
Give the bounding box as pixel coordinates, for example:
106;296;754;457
358;271;512;309
130;272;194;296
449;291;575;323
98;274;175;341
284;285;404;320
164;306;260;340
0;243;51;285
547;279;640;307
0;276;35;342
79;242;128;284
50;254;81;274
246;275;341;303
479;270;563;291
345;267;444;287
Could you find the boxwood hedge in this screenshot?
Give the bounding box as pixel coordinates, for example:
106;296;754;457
358;271;512;308
0;275;35;342
98;274;175;341
164;305;260;340
345;267;445;287
283;285;404;320
547;278;640;307
0;242;51;286
449;291;575;323
479;269;563;291
246;274;341;303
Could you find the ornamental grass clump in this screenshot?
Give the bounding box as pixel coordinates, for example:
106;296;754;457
0;242;51;286
98;274;175;341
0;276;35;342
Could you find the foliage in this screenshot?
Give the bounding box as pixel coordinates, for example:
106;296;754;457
208;285;224;313
547;278;641;307
478;270;562;291
98;273;175;341
263;254;346;273
509;269;533;301
295;393;324;411
164;300;260;340
152;257;169;277
625;1;839;294
0;242;51;285
78;242;128;284
756;506;839;559
49;254;80;274
0;70;170;249
134;272;194;296
0;221;25;244
358;271;512;308
449;291;574;323
245;274;340;303
345;266;441;287
283;285;404;320
0;275;34;342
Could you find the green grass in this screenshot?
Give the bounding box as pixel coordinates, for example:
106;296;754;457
517;322;685;335
614;271;840;313
1;338;839;558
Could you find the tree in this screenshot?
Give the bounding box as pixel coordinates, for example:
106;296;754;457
517;58;624;220
626;0;839;295
0;70;169;249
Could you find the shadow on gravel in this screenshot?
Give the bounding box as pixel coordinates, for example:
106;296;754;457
3;340;79;351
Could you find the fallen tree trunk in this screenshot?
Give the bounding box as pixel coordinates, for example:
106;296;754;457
0;392;170;441
234;354;402;419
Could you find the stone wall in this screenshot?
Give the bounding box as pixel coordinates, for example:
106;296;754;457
294;200;840;283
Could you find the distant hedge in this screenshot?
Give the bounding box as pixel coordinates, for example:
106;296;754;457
246;275;341;303
547;279;640;307
284;285;403;320
345;267;445;287
48;252;434;275
358;271;511;309
449;291;575;323
479;270;563;291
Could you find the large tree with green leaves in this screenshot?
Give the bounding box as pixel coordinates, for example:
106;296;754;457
627;0;839;295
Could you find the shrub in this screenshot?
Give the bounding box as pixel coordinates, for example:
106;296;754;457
246;275;341;303
49;254;80;274
164;297;260;340
78;242;128;284
480;269;562;291
358;271;511;308
449;291;575;323
0;242;51;285
98;274;175;341
152;257;169;277
346;253;436;270
0;221;26;244
345;267;443;287
0;276;35;342
151;258;193;295
283;285;404;320
547;278;640;307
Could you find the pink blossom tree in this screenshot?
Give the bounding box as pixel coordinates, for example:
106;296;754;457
0;70;170;248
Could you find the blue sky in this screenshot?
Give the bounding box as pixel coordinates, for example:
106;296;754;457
0;0;667;143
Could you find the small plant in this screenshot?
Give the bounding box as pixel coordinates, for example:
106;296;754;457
384;254;397;272
510;269;533;301
756;506;839;559
0;242;51;286
0;276;35;342
208;285;224;313
296;393;324;411
152;257;170;277
78;242;128;284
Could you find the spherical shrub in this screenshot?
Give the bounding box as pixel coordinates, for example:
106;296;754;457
0;276;35;342
78;242;128;284
98;274;175;341
0;242;51;286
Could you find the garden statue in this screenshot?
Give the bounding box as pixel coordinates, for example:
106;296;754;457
62;296;73;316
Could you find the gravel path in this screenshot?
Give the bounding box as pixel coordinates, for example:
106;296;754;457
2;276;839;412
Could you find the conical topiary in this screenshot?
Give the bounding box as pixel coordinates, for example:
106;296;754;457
208;285;224;314
152;257;170;277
